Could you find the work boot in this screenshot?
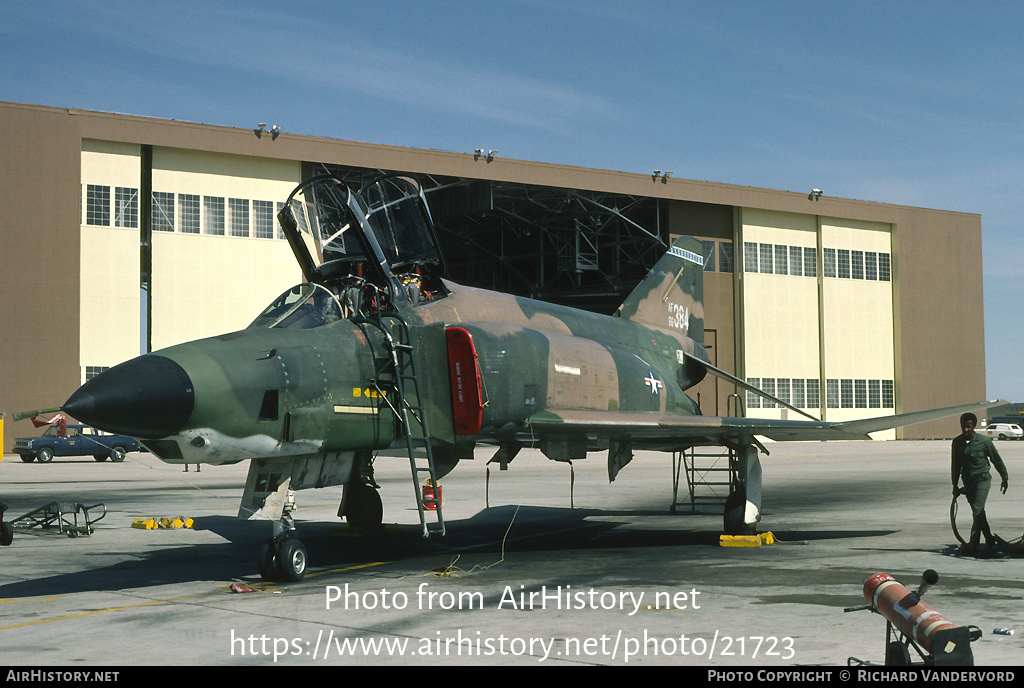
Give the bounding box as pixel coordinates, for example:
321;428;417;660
985;539;1007;559
961;530;982;557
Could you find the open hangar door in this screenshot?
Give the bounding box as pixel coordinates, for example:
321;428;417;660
312;163;668;315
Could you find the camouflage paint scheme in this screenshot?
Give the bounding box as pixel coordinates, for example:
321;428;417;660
63;176;997;547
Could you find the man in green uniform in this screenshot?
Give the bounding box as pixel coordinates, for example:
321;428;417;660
951;413;1009;557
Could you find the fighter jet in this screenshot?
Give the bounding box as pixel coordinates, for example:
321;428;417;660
61;174;994;582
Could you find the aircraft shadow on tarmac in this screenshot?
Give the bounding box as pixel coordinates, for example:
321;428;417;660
0;504;895;599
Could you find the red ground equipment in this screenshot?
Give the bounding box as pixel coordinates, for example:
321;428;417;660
31;412;68;436
845;570;980;666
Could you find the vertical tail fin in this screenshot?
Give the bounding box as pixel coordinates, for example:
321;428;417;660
617;236;705;343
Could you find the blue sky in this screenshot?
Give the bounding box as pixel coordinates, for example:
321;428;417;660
4;1;1023;399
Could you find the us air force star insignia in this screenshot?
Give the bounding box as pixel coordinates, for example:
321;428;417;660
645;372;663;395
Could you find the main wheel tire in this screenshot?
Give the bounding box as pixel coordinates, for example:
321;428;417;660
37;448;54;463
19;455;34;463
1;522;13;547
94;455;109;462
275;539;307;582
723;492;751;535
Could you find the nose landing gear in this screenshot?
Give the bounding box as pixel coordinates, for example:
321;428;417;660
257;487;307;583
259;535;308;582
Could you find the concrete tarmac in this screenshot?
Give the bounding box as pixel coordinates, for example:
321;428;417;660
1;439;1022;667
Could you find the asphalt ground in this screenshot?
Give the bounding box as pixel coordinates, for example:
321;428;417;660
1;439;1022;668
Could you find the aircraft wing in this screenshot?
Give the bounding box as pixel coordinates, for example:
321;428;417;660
525;399;1002;444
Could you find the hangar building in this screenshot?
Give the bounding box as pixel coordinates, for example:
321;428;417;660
0;101;986;450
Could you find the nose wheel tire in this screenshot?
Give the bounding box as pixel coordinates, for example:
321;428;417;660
258;540;277;581
258;537;307;583
276;539;307;582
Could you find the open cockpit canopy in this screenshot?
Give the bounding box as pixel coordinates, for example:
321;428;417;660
263;174;447;327
277;174;443;286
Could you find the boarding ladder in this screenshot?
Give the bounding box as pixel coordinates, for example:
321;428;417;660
670;394;745;513
360;311;446;540
671;447;737;513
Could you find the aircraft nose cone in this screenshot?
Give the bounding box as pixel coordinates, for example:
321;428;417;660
63;355;195;439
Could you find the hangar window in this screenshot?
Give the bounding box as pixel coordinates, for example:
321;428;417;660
840;379;854;407
86;184;110;226
744;243;759;272
84;365;110;382
805;379;820;409
229;198;249;237
823;248;837;278
821;248;890;282
115;187;138;228
791;379;805;407
879;254;892;282
746;378;761;408
776;378;792;406
865;252;878;280
788;246;803;277
882;380;894;408
759;244;774;274
826;379;840;408
774;245;788;275
851;251;865;280
153;192;175;232
253;200;275;239
748;377;822;409
204;196;225;235
179;195;200;234
803;247;817;277
718;242;734;272
868;379;881;408
275;202;287;239
855;379;868;407
702;241;716;271
825;378;893;409
837;250;851;279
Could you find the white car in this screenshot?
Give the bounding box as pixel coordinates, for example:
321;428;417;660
979;423;1024;440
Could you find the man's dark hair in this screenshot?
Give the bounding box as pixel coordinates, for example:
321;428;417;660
960;412;978;426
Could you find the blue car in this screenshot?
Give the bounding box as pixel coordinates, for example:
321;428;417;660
14;423;143;463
